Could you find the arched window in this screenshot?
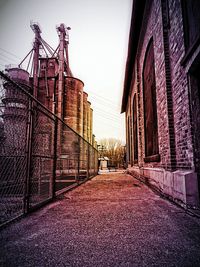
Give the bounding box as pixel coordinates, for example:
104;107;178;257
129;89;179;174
127;116;131;164
132;94;138;162
142;39;159;160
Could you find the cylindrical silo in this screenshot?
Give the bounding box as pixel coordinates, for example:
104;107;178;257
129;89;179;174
76;81;83;137
80;92;88;172
83;92;88;141
87;101;91;143
64;77;84;136
90;108;93;145
92;134;95;147
0;120;4;153
2;68;30;154
61;76;84;174
94;140;98;150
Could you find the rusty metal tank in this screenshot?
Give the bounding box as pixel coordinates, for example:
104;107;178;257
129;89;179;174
76;80;83;137
83;92;88;141
92;134;95;147
90;108;93;144
87;101;91;143
2;68;30;153
6;67;30;85
94;140;98;150
64;77;84;136
3;68;30;117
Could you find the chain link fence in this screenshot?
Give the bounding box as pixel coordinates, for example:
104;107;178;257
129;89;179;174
0;71;98;227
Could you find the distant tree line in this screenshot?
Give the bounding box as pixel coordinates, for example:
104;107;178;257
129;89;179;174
98;138;126;168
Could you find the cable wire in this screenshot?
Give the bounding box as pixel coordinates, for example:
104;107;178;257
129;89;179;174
0;48;20;60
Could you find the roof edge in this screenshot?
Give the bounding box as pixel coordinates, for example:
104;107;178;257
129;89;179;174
121;0;146;113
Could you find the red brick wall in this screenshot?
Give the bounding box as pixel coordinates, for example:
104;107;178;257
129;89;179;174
167;0;194;169
125;0;195;171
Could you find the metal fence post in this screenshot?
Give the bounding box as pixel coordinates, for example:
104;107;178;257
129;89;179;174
87;143;90;179
94;149;96;175
52;118;58;198
78;136;81;181
23;98;33;214
93;149;95;176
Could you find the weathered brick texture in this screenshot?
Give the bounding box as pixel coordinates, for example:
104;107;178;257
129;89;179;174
124;0;200;206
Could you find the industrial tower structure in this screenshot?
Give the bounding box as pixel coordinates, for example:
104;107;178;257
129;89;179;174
5;22;96;147
0;23;99;224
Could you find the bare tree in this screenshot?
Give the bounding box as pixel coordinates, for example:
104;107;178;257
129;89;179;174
98;138;125;168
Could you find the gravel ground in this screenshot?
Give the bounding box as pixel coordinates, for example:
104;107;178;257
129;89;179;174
1;172;200;267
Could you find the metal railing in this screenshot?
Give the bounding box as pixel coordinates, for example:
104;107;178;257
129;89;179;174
0;71;98;227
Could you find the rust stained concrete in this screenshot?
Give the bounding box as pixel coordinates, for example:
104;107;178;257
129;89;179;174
1;173;200;267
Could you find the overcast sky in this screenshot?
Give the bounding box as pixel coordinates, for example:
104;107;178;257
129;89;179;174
0;0;132;142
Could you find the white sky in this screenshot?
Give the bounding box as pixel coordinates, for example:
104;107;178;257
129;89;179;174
0;0;132;142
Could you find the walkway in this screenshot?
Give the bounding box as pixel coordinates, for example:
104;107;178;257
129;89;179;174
1;172;200;267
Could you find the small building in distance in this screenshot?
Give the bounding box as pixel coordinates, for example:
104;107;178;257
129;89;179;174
98;157;109;173
121;0;200;207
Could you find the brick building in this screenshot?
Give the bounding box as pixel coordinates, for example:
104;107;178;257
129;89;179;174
121;0;200;207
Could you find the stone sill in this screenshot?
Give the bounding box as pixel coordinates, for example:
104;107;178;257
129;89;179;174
144;154;160;163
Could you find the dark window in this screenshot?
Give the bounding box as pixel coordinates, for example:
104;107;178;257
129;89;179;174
127;116;131;164
189;63;200;171
133;95;138;162
182;0;200;49
143;39;159;159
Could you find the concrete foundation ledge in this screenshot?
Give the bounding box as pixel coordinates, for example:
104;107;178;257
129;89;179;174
127;167;199;208
98;169;110;174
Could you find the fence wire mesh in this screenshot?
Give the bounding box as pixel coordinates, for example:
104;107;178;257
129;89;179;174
28;105;55;208
0;76;29;224
0;71;98;226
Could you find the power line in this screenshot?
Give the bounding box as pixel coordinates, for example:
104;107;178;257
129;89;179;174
94;120;122;130
94;112;123;126
88;95;121;117
0;47;21;60
0;53;18;63
0;60;17;67
0;58;10;64
93;105;124;121
90;99;120;115
90;97;119;111
93;108;120;121
86;89;119;108
94;112;122;124
88;95;121;115
90;99;119;113
87;89;118;104
94;106;121;119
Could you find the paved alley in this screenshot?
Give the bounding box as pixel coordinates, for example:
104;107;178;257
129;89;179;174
1;172;200;267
